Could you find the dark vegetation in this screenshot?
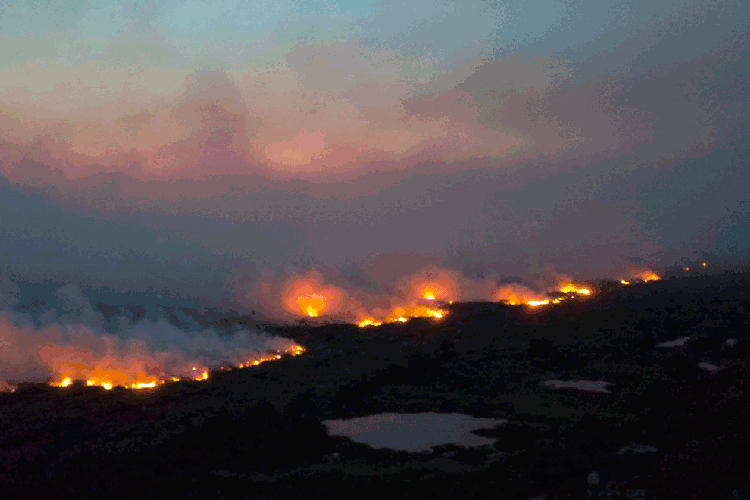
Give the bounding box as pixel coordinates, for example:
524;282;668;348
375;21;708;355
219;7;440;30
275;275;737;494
3;272;750;499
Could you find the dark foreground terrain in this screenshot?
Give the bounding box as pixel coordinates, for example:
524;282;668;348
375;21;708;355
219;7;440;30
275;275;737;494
3;272;750;499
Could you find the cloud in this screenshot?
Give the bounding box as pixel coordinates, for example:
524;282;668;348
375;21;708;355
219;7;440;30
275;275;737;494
265;129;328;168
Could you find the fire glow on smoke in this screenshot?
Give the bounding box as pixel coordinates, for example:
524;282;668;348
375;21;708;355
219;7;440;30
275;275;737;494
43;344;305;391
0;314;305;393
619;269;661;284
355;276;456;327
283;268;657;326
282;278;344;319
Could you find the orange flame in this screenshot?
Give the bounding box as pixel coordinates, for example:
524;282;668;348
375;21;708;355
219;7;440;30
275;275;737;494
355;304;448;328
41;346;166;390
357;317;383;328
558;283;592;295
382;305;448;324
281;277;344;319
493;285;550;308
622;269;660;283
526;299;550;307
42;344;305;391
354;273;455;328
404;273;458;304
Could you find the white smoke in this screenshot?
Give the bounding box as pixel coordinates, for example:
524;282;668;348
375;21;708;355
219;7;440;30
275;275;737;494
0;280;300;390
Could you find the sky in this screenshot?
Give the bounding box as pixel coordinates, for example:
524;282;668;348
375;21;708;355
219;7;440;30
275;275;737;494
1;0;749;328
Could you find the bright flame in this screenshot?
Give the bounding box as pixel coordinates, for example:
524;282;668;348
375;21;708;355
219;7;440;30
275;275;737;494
281;275;345;319
559;283;591;295
411;279;454;304
494;286;550;308
41;345;167;392
527;300;550;307
384;305;448;324
131;382;158;389
643;272;660;282
621;280;630;285
685;267;690;271
357;318;383;328
233;345;305;369
702;262;706;267
44;344;305;391
297;294;325;317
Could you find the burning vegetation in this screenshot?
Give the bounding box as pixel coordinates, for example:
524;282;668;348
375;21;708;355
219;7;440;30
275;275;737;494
0;311;306;393
263;266;663;328
283;279;344;319
353;276;456;327
557;283;591;295
619;269;661;284
492;285;551;308
355;303;449;328
41;344;306;392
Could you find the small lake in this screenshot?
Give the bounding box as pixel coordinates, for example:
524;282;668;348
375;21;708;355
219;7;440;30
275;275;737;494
322;412;507;453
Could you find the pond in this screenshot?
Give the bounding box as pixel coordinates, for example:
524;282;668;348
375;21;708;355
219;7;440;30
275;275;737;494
322;412;507;453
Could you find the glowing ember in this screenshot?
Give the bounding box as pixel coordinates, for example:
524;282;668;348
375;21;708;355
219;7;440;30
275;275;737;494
685;267;690;271
702;262;707;267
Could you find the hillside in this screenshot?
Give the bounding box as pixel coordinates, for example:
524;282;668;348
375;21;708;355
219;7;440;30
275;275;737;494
3;272;750;499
